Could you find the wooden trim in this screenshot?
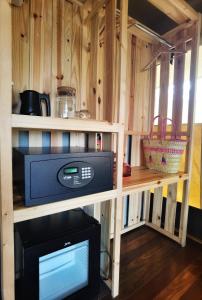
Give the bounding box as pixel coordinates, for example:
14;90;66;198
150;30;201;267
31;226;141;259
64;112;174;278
172;31;186;135
148;0;186;24
12;114;122;133
164;183;177;234
148;0;198;24
112;0;128;297
163;20;194;40
103;0;116;122
180;17;201;247
168;0;198;22
0;1;15;299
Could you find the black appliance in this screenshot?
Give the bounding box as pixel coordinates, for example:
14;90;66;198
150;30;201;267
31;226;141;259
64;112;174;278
20;90;51;116
13;147;113;206
15;209;101;300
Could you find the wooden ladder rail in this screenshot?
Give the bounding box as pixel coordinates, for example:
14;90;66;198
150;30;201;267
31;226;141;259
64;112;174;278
0;1;14;299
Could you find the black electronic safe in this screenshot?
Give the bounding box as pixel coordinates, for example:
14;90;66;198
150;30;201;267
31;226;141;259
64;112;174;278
13;147;113;206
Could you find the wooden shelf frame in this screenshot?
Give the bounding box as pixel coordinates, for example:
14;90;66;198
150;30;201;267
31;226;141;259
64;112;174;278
14;189;118;223
0;0;199;299
0;0;128;299
123;167;189;196
12;114;122;133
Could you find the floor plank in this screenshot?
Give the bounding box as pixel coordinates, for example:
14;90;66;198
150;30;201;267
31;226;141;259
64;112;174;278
101;226;202;300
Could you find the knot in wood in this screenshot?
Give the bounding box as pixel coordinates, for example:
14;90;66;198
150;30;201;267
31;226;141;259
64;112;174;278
56;74;64;80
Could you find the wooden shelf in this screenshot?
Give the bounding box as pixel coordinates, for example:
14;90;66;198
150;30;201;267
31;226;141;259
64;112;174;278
125;130;149;136
12;114;122;133
123;167;189;196
13;189;118;223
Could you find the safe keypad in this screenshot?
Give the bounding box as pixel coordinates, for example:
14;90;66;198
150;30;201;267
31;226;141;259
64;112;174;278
82;167;92;179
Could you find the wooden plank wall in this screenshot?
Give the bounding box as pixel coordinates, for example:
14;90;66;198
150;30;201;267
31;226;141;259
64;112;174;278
11;0;114;149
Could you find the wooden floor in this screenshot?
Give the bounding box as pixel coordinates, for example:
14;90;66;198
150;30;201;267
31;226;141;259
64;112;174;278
102;226;202;300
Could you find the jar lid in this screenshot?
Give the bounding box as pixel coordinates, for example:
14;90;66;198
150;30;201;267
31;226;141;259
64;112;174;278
57;86;76;96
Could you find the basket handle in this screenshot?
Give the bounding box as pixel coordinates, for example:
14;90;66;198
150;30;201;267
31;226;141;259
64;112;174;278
149;115;164;140
162;117;177;140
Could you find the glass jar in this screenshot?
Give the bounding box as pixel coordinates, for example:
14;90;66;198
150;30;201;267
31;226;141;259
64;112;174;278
57;87;76;119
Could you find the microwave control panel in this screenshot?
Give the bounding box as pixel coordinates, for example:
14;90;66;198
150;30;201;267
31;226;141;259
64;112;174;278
58;161;95;188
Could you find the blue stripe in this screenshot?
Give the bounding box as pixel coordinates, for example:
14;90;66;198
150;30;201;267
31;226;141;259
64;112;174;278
62;132;70;147
42;132;51;147
19;131;29;147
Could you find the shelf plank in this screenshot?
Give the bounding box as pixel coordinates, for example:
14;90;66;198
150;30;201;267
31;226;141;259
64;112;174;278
123;167;189;196
14;189;118;223
12;114;122;133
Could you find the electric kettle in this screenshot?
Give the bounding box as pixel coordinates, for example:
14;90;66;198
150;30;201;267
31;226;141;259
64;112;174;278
20;90;51;116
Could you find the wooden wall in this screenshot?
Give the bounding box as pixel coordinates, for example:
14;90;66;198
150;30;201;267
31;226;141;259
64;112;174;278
12;0;83;115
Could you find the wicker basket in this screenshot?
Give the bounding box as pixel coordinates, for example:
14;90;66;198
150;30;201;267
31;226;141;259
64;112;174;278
143;116;187;174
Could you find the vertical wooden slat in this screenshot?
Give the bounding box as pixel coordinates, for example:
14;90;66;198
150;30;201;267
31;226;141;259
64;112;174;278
112;0;128;297
29;131;42;147
0;1;14;299
159;52;170;121
88;2;99;119
63;0;72;87
124;33;132;130
152;187;163;227
172;31;185;134
144;190;151;222
180;18;201;246
29;0;43;91
12;0;30;102
96;15;105;120
128;35;136;131
128;193;142;226
42;0;53;94
141;42;153;133
56;0;64;87
80;0;91;110
71;3;82;110
164;183;177;234
103;0;116;122
51;131;63;147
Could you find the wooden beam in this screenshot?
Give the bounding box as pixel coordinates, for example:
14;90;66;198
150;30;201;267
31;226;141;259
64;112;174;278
0;1;15;299
84;0;105;24
148;0;198;24
104;0;116;122
179;17;201;247
148;0;187;24
112;0;128;297
168;0;198;22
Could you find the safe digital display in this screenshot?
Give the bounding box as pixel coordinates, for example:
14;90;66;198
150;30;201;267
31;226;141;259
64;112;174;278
63;167;78;175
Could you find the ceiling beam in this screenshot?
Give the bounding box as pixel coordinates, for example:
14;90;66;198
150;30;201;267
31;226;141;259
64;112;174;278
168;0;198;21
148;0;198;24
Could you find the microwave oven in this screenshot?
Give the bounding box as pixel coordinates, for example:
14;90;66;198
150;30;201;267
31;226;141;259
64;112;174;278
15;209;101;300
13;147;113;206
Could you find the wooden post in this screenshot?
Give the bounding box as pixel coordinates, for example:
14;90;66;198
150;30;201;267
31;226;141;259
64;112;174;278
112;0;128;297
179;17;201;247
0;1;15;299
